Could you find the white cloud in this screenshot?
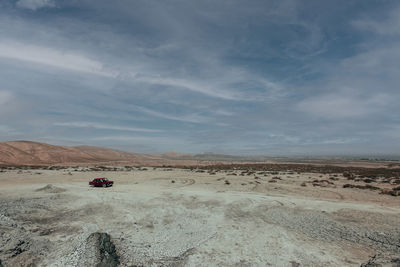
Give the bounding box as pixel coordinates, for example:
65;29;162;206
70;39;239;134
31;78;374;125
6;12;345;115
320;138;360;144
340;46;400;77
92;135;185;146
54;122;163;133
127;73;283;102
135;76;241;100
352;6;400;36
0;90;13;105
129;104;210;123
0;41;115;77
213;109;234;116
16;0;56;10
297;90;390;119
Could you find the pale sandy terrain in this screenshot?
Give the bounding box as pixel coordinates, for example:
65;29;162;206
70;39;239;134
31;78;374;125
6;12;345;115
0;167;399;266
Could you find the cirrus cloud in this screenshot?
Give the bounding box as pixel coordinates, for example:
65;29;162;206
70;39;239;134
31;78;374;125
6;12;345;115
16;0;56;10
0;41;115;77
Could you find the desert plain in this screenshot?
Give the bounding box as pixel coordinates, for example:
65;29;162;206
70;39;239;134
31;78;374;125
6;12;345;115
0;164;399;267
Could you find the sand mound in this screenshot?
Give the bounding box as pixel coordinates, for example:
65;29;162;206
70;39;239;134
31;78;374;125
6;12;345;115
35;184;66;193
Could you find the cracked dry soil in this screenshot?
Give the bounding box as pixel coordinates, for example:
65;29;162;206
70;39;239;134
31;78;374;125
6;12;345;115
0;167;399;266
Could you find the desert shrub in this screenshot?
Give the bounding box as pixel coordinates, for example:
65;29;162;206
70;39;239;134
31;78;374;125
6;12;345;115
343;184;380;190
343;172;355;179
380;188;400;196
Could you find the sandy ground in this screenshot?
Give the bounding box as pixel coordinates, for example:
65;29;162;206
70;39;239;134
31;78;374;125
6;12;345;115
0;167;399;266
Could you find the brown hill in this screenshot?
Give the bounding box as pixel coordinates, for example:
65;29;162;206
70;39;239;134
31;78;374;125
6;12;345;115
0;141;165;166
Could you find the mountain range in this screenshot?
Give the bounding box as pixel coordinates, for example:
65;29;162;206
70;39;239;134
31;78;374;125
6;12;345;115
0;141;177;166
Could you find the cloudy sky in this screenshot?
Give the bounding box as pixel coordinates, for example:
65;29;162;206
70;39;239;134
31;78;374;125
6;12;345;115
0;0;399;156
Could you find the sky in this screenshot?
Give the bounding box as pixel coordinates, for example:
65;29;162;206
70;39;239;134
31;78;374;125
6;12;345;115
0;0;400;156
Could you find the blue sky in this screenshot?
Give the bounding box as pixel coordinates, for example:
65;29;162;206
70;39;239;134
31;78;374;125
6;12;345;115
0;0;399;155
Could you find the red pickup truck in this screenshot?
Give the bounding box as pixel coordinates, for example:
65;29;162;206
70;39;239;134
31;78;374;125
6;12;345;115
89;178;114;187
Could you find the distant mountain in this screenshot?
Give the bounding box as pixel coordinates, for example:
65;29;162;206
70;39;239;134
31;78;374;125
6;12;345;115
0;141;266;166
0;140;392;167
0;141;164;166
156;152;192;159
